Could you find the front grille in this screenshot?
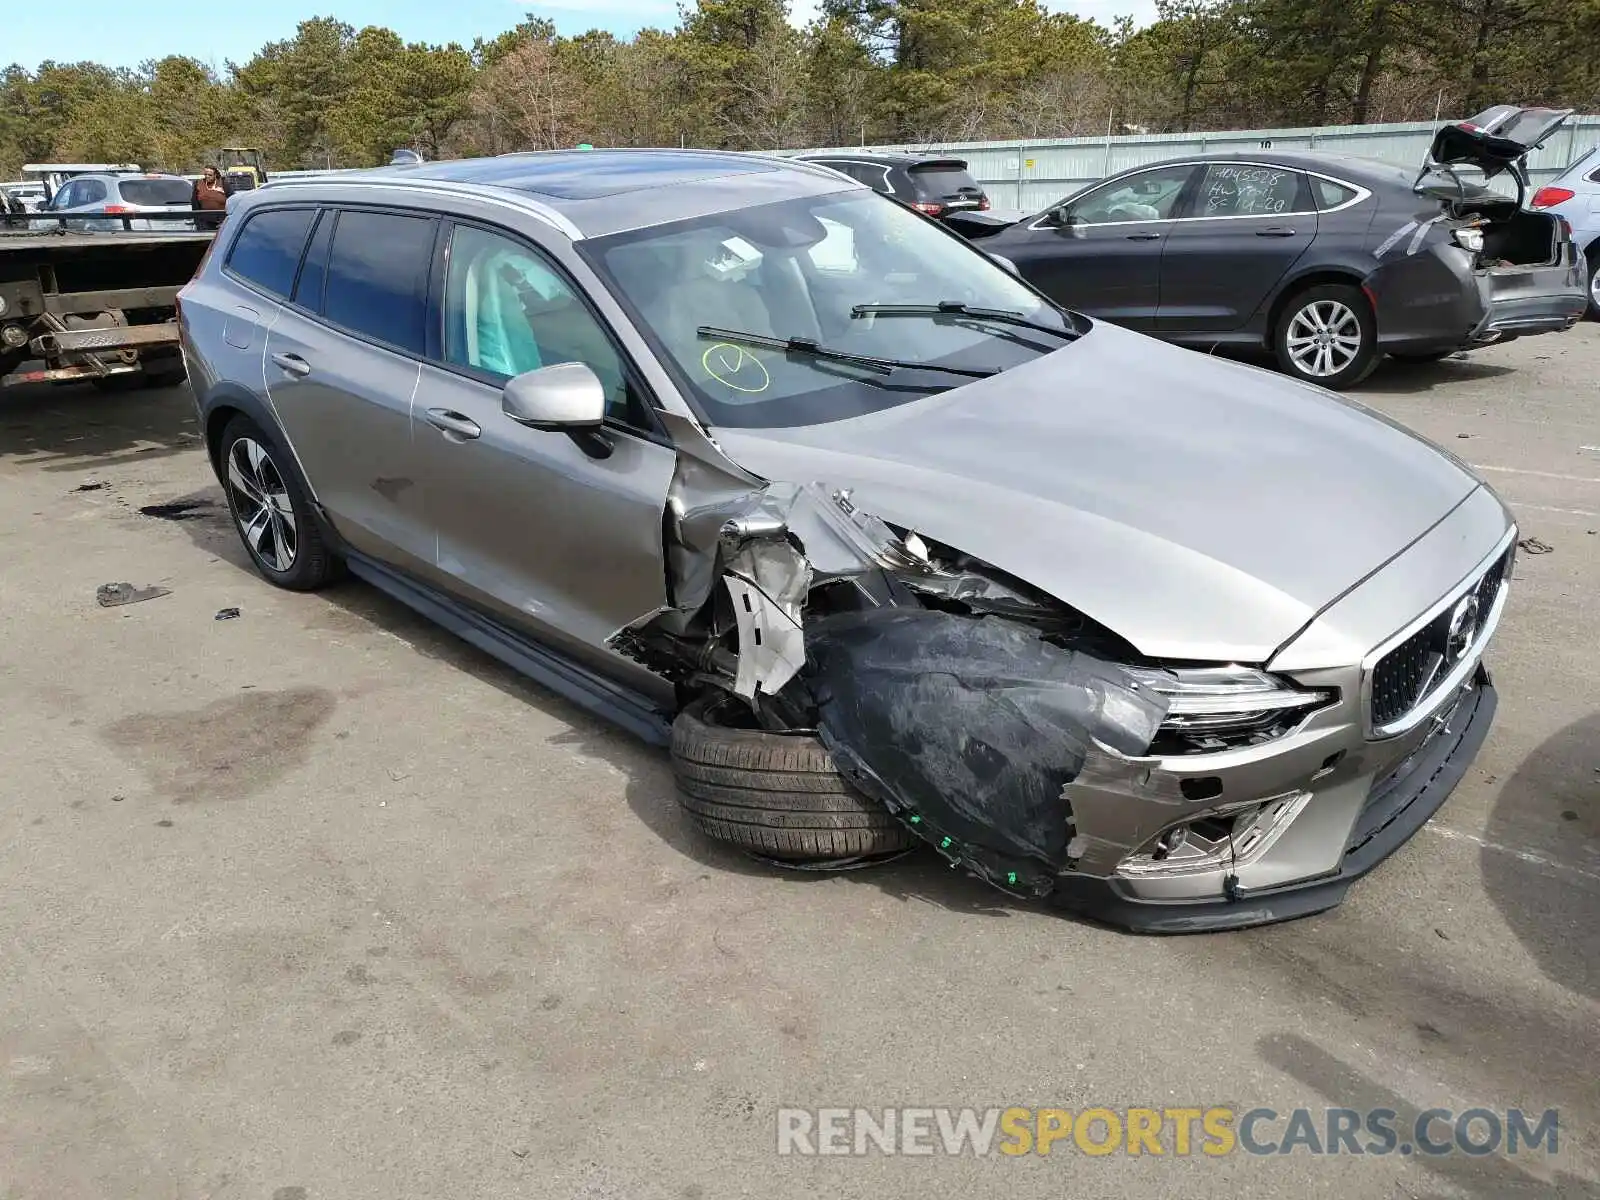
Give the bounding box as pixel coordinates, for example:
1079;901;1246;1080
1369;547;1510;729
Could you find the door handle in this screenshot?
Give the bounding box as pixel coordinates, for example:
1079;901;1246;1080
1125;231;1162;241
270;352;311;378
424;408;482;441
1255;227;1298;237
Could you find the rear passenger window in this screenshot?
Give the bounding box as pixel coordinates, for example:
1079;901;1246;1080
1196;164;1311;217
1312;178;1359;210
226;208;317;298
292;210;334;311
323;209;436;355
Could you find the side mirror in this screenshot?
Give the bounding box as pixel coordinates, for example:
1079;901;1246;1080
502;361;606;430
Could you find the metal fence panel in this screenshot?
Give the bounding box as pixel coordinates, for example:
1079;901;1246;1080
779;115;1600;210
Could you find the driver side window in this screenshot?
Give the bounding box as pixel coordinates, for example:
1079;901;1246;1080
1067;165;1196;225
441;224;642;427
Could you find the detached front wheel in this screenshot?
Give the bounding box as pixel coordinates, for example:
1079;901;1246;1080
670;696;914;863
1273;283;1378;390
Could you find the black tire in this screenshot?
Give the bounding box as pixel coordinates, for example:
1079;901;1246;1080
217;413;338;591
90;373;143;393
139;356;188;387
1272;282;1379;390
1585;248;1599;322
670;696;914;862
1388;349;1456;364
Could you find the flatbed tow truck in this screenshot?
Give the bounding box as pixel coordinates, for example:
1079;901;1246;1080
1;220;213;391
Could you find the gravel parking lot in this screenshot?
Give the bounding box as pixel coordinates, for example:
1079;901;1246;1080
2;329;1596;1199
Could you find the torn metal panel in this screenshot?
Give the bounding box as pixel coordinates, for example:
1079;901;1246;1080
897;562;1056;619
803;608;1167;895
722;535;810;698
661;451;770;620
656;410;766;488
764;483;924;579
617;469;930;696
672;476;926;606
1059;747;1207;875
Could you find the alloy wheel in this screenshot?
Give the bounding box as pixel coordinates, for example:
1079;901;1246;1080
1589;259;1600;309
226;436;297;572
1285;299;1363;378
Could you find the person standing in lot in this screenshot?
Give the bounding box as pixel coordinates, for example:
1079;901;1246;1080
191;166;230;231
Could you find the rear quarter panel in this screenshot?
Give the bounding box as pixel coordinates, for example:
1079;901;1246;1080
1360;190;1484;350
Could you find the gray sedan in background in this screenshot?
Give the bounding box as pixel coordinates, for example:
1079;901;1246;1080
178;149;1515;931
959;106;1590;388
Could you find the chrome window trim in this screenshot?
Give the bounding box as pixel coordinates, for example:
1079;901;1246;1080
1360;524;1517;740
812;159;895;193
1028;160;1372;230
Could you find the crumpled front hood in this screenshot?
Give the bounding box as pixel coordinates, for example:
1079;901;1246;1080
710;322;1480;663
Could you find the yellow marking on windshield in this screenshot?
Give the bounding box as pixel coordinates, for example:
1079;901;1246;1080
702;343;771;393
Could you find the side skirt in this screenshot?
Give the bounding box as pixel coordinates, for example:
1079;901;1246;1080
344;551;674;747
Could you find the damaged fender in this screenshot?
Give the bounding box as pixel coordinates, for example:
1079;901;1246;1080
614;445;1173;897
614;459;921;698
803;608;1167;894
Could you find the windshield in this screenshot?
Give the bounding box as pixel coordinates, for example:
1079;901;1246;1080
584;191;1074;428
118;179;192;205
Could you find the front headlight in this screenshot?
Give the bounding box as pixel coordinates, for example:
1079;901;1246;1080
1451;227;1485;254
1124;665;1335;755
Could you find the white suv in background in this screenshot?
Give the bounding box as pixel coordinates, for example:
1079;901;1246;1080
1534;143;1600;318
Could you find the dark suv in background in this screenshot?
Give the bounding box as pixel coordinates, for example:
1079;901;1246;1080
792;152;989;220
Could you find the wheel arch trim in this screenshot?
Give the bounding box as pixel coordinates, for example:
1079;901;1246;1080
198;382;322;506
197;381;339;545
1259;264;1373;340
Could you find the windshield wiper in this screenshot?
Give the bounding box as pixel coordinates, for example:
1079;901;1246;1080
696;326;997;379
851;301;1078;340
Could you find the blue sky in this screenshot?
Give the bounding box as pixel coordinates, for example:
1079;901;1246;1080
6;0;1156;73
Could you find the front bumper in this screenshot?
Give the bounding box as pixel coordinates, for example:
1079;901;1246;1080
1049;666;1496;932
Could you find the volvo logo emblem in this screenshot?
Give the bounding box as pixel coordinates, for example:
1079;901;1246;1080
1445;593;1481;663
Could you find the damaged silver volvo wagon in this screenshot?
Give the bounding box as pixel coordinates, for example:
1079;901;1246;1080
178;149;1516;932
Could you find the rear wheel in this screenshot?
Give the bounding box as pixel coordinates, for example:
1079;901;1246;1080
1273;283;1379;390
217;413;338;591
1585;247;1599;321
